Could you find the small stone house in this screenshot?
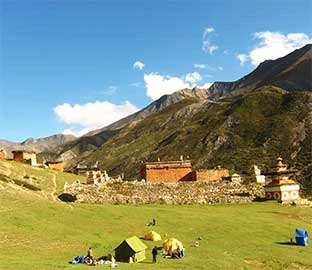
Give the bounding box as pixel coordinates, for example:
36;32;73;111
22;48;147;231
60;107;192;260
47;161;64;172
230;173;242;183
73;164;89;175
12;150;37;166
193;167;229;182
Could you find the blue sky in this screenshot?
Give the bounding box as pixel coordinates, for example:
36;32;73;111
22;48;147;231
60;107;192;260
1;0;311;142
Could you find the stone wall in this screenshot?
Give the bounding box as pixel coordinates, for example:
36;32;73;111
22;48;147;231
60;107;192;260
63;181;265;205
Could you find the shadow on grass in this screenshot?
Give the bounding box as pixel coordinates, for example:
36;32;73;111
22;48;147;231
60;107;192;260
253;196;267;202
0;173;41;191
58;193;77;202
139;261;154;264
276;241;297;246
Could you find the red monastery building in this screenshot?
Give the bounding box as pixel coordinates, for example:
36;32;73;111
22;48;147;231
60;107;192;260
141;160;193;182
141;160;229;183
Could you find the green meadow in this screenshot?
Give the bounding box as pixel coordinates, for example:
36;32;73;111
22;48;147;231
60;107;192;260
0;160;311;270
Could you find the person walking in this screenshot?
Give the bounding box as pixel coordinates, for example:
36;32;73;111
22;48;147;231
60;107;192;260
152;246;158;263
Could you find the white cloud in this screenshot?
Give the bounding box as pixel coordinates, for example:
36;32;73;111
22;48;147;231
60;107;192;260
129;82;143;88
202;27;218;54
238;31;312;66
143;71;211;100
217;66;223;71
184;72;202;83
99;85;117;95
62;128;92;137
203;27;215;39
194;63;207;69
133;61;145;70
144;73;190;100
237;54;249;66
54;100;139;136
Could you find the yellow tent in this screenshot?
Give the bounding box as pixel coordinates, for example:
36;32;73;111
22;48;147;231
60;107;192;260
163;238;183;251
144;231;161;241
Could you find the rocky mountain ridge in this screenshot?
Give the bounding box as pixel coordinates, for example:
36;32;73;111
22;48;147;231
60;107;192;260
0;134;76;159
208;43;312;98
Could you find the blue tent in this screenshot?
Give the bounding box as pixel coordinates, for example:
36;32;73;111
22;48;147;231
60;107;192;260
295;229;308;246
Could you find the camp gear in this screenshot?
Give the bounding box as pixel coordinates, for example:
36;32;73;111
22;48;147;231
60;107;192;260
295;228;308;246
115;236;147;263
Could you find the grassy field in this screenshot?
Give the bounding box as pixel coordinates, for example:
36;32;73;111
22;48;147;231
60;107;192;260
0;160;311;270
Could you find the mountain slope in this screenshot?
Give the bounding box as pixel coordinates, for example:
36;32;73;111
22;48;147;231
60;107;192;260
81;86;312;193
0;134;76;158
208;43;312;98
42;44;312;163
87;87;209;135
52;87;208;160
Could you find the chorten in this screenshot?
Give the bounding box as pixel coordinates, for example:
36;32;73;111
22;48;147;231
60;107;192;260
264;157;300;201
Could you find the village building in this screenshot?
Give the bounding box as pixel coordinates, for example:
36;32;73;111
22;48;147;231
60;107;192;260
264;157;300;201
12;150;37;166
86;170;110;184
47;161;64;172
73;164;89;175
141;160;230;183
141;160;193;182
230;173;242;183
0;148;7;159
194;167;229;182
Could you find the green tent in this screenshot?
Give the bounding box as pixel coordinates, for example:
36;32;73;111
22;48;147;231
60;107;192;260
114;236;147;263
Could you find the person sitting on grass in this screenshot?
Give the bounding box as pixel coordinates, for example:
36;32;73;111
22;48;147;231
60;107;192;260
84;247;94;265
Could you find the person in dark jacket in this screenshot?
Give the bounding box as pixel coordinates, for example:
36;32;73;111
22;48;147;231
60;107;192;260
152;246;158;263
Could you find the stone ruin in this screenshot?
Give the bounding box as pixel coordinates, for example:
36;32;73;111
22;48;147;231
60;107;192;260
86;170;111;185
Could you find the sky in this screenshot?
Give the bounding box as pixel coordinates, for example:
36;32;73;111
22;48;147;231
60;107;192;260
1;0;311;142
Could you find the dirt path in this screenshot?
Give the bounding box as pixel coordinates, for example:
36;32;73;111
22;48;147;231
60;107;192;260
50;175;57;201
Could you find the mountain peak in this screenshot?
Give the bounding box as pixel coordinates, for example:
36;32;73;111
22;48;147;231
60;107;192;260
21;137;36;145
208;43;312;99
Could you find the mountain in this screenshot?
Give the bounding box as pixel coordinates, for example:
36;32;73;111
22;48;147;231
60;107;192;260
3;45;311;193
81;86;312;193
50;87;209;161
0;134;76;159
68;44;311;193
208;43;312;98
87;87;209;135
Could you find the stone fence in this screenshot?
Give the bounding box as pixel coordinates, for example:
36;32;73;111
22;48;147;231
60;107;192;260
62;180;265;205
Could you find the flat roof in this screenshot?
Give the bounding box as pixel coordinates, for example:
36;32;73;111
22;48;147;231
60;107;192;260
12;150;36;154
143;160;192;169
